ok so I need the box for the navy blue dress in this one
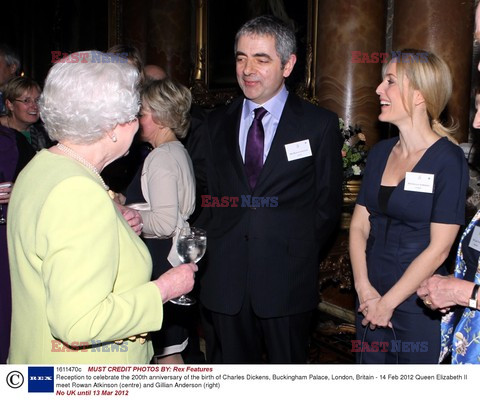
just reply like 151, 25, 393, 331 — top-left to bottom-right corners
355, 136, 468, 364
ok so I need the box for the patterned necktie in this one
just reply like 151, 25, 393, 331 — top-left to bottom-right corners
245, 107, 267, 190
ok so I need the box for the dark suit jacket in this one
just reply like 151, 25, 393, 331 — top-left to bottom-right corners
188, 93, 343, 318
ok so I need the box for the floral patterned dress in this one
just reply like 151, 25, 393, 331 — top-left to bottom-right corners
441, 209, 480, 364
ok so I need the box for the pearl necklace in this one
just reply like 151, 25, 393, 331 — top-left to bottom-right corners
56, 143, 109, 191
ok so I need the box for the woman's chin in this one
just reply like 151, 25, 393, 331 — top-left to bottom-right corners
378, 114, 390, 123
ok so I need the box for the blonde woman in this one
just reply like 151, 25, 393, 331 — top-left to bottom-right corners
125, 79, 195, 364
350, 50, 468, 363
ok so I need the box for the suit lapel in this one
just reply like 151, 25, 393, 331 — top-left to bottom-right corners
220, 95, 303, 194
254, 95, 302, 193
222, 100, 250, 189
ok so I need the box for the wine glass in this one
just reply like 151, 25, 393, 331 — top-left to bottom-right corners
170, 227, 207, 306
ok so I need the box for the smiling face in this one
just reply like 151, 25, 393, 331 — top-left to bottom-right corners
375, 62, 412, 125
6, 87, 41, 130
235, 34, 296, 105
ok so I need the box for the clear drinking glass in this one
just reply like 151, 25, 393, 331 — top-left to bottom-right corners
0, 172, 10, 225
170, 227, 207, 306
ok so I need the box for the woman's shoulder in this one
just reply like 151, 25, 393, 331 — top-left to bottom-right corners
147, 142, 188, 163
431, 137, 467, 164
373, 137, 398, 149
13, 151, 112, 217
367, 137, 398, 160
21, 150, 108, 190
144, 145, 171, 164
437, 136, 464, 152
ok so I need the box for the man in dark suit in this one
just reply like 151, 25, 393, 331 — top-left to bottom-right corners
188, 15, 343, 363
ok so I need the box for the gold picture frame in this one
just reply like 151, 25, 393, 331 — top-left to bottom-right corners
191, 0, 319, 108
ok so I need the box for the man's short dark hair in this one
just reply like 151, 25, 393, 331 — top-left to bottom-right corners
234, 15, 296, 68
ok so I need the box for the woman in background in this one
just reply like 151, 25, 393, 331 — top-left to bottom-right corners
0, 76, 39, 363
350, 50, 468, 363
0, 76, 53, 151
7, 51, 196, 364
125, 79, 195, 364
416, 7, 480, 363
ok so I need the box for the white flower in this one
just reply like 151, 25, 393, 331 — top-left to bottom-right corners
352, 164, 362, 176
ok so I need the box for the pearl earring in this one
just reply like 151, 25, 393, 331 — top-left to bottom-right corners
112, 134, 117, 142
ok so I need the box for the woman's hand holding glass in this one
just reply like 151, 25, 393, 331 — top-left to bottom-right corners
0, 173, 13, 224
170, 227, 206, 305
0, 183, 12, 204
153, 263, 198, 303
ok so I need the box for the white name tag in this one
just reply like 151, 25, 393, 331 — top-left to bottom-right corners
469, 226, 480, 252
404, 172, 434, 193
285, 140, 312, 161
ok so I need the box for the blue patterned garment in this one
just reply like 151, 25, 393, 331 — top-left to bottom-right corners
440, 209, 480, 364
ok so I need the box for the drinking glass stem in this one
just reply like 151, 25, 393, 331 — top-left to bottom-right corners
0, 205, 5, 224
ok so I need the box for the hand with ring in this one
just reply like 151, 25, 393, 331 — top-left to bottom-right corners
423, 298, 432, 307
417, 275, 466, 312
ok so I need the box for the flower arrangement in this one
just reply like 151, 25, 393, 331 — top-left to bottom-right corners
340, 118, 368, 181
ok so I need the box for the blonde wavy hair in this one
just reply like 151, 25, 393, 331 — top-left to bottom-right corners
141, 78, 192, 139
383, 49, 457, 143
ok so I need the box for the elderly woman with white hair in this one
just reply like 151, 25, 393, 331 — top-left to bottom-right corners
7, 50, 197, 364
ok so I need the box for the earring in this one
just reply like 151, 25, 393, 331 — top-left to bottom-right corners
112, 134, 117, 143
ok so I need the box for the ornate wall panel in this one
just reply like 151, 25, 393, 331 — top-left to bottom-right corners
314, 0, 387, 146
393, 0, 474, 144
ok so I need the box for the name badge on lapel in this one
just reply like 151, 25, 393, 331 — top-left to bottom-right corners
285, 140, 312, 161
404, 172, 434, 193
469, 226, 480, 252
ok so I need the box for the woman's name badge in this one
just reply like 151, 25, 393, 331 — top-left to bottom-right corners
468, 226, 480, 252
404, 172, 434, 193
285, 140, 312, 161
